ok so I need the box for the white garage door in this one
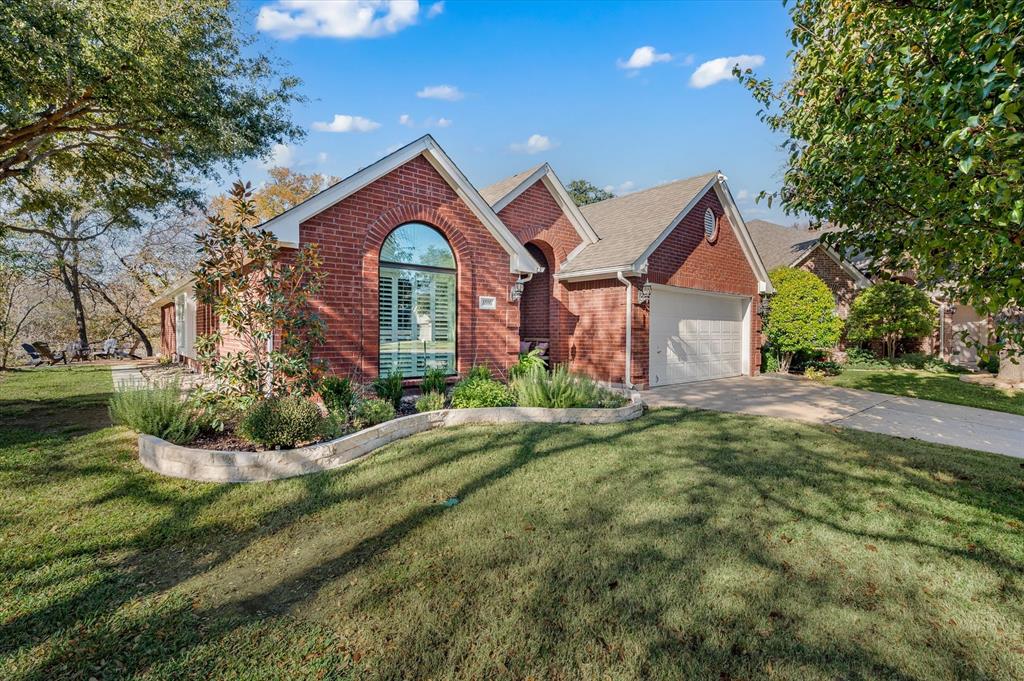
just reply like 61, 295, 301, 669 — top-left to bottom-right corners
649, 288, 747, 387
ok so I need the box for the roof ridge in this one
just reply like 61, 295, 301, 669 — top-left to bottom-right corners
581, 170, 719, 210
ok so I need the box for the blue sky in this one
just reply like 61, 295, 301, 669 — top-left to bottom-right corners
235, 0, 795, 223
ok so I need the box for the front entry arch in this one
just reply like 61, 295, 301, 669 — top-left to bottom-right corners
519, 242, 551, 348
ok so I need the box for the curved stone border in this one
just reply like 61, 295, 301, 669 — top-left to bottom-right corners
138, 395, 645, 483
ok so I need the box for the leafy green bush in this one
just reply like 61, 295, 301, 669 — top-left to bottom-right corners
320, 376, 356, 414
761, 349, 782, 373
238, 396, 324, 449
846, 281, 936, 359
372, 371, 404, 409
805, 359, 843, 376
512, 365, 627, 409
980, 353, 1000, 374
351, 398, 395, 429
421, 367, 448, 396
844, 346, 889, 369
415, 392, 446, 412
508, 348, 547, 381
764, 267, 844, 372
109, 379, 206, 445
450, 377, 515, 408
466, 365, 493, 381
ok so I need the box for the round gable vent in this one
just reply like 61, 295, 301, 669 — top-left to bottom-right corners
704, 208, 718, 242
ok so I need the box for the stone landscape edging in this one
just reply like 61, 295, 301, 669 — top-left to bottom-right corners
138, 395, 645, 483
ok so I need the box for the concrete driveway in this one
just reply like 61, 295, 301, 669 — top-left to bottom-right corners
642, 374, 1024, 459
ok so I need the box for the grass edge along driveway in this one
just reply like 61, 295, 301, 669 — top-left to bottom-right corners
2, 365, 1023, 680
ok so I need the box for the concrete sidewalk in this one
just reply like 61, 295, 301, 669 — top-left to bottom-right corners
642, 375, 1024, 459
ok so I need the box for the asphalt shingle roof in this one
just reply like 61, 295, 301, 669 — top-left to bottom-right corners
560, 172, 719, 273
478, 164, 544, 206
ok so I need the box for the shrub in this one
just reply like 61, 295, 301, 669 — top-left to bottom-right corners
450, 377, 515, 408
764, 267, 844, 372
466, 365, 492, 381
761, 349, 781, 373
844, 346, 889, 369
421, 367, 448, 396
805, 359, 842, 376
372, 371, 404, 410
512, 365, 627, 409
320, 376, 356, 414
804, 366, 827, 381
508, 348, 547, 381
415, 392, 446, 412
109, 379, 205, 445
846, 281, 936, 359
980, 353, 1000, 374
351, 398, 395, 429
238, 396, 323, 449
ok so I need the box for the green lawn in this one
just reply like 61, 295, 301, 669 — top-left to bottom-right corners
826, 368, 1024, 416
2, 366, 1023, 680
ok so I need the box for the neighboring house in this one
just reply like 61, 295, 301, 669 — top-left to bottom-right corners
155, 135, 772, 389
747, 219, 990, 368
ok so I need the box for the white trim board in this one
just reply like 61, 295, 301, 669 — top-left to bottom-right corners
259, 135, 543, 274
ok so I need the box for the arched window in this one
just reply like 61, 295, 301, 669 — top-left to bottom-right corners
379, 223, 456, 378
703, 208, 718, 242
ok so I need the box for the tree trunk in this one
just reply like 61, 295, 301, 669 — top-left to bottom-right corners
998, 345, 1024, 384
56, 247, 89, 349
884, 337, 898, 360
779, 352, 793, 373
89, 283, 153, 356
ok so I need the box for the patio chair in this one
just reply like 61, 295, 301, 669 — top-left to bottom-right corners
32, 341, 67, 365
21, 343, 44, 367
95, 338, 118, 359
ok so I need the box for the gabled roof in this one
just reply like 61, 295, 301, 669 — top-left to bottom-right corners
260, 135, 543, 274
747, 219, 871, 288
480, 163, 600, 247
556, 172, 772, 292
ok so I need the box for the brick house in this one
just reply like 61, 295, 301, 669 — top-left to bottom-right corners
747, 219, 991, 368
155, 136, 772, 389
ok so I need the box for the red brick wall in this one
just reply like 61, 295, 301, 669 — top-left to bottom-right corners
799, 247, 858, 318
563, 278, 629, 384
637, 189, 763, 385
160, 303, 176, 357
519, 243, 551, 341
301, 154, 520, 382
496, 180, 583, 366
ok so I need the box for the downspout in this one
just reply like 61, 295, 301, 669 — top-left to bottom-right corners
616, 271, 634, 389
938, 302, 945, 361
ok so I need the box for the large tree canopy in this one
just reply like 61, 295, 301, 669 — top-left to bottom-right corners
209, 166, 338, 223
565, 179, 614, 206
739, 0, 1023, 353
0, 0, 303, 222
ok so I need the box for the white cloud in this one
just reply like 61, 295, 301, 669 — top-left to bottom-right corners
617, 45, 672, 70
416, 84, 464, 101
689, 54, 765, 88
603, 180, 636, 195
427, 1, 444, 18
399, 113, 413, 127
317, 151, 329, 163
257, 0, 420, 40
510, 134, 556, 155
430, 117, 452, 128
311, 114, 381, 133
261, 143, 295, 168
735, 188, 750, 201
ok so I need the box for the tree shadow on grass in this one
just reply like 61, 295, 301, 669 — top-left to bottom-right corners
4, 409, 1024, 679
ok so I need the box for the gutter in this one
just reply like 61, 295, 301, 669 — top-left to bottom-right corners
616, 270, 634, 389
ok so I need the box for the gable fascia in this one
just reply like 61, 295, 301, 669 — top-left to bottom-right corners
628, 174, 773, 294
490, 163, 601, 248
791, 243, 872, 289
259, 135, 542, 274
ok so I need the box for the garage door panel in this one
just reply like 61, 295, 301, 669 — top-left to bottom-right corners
650, 288, 746, 387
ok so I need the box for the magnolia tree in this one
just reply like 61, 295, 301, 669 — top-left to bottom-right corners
764, 267, 843, 372
846, 282, 936, 360
737, 0, 1024, 358
193, 182, 325, 406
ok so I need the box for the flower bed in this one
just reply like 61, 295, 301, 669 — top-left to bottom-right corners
138, 395, 644, 483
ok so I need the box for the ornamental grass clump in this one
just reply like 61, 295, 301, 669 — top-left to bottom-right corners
372, 372, 404, 410
415, 391, 446, 413
512, 365, 627, 409
421, 367, 448, 396
238, 396, 324, 449
109, 378, 206, 445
